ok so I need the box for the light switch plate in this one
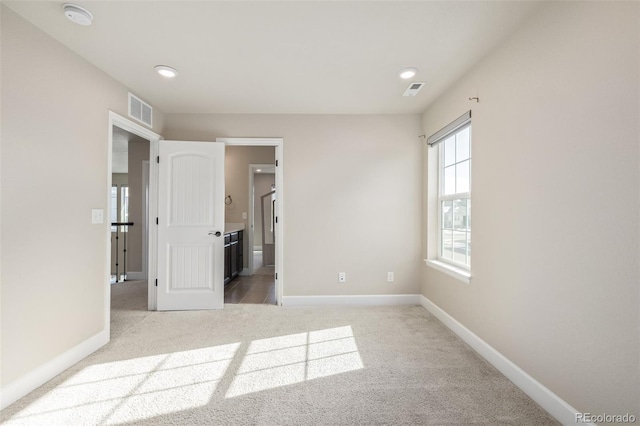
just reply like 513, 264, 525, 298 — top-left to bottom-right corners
91, 209, 104, 224
242, 212, 247, 220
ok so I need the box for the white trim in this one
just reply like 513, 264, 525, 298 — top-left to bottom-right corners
425, 259, 471, 284
217, 137, 282, 146
149, 138, 159, 310
217, 138, 284, 306
107, 117, 114, 335
0, 330, 108, 410
109, 110, 161, 141
282, 294, 421, 307
142, 160, 150, 280
108, 111, 161, 313
238, 267, 250, 276
419, 295, 589, 426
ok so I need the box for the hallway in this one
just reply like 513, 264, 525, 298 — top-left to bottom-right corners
224, 265, 276, 305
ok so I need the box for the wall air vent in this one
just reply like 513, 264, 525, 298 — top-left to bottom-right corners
128, 92, 153, 127
402, 82, 425, 97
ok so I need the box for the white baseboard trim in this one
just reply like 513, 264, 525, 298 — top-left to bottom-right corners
282, 294, 420, 307
0, 329, 109, 410
419, 295, 589, 426
238, 268, 250, 276
125, 271, 145, 280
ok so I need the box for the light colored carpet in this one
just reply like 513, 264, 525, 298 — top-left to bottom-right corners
1, 281, 559, 425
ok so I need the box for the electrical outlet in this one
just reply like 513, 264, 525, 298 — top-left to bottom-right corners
339, 272, 346, 283
242, 212, 247, 220
387, 272, 394, 283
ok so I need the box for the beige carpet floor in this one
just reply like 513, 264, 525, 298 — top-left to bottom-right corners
1, 281, 559, 425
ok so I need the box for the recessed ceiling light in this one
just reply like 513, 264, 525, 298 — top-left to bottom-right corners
399, 67, 419, 79
63, 4, 93, 26
256, 169, 262, 172
154, 65, 179, 78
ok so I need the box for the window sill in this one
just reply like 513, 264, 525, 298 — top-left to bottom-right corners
424, 259, 471, 284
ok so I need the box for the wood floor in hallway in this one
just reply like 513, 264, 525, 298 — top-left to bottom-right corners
224, 264, 276, 305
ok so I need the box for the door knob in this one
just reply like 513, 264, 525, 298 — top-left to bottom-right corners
208, 231, 222, 237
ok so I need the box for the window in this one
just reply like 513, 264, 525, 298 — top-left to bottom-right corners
425, 110, 472, 282
438, 124, 471, 268
110, 186, 118, 232
110, 184, 129, 232
120, 185, 129, 232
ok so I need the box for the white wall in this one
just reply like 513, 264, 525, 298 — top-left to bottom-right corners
1, 6, 164, 390
421, 1, 639, 417
164, 114, 423, 297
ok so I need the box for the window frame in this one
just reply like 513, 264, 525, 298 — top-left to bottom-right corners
424, 111, 472, 284
437, 122, 471, 271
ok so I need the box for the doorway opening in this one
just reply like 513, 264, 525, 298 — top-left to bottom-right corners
110, 126, 150, 284
106, 112, 161, 336
115, 133, 284, 310
218, 138, 284, 306
223, 155, 277, 305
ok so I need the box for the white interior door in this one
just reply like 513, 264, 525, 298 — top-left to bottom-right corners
157, 140, 225, 310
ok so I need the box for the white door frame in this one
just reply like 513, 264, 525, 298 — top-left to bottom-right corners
217, 138, 284, 306
142, 160, 150, 280
248, 163, 276, 276
107, 112, 162, 327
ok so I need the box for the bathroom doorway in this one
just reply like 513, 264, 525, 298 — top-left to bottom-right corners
217, 138, 284, 305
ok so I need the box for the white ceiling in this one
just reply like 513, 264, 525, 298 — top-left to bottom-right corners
5, 1, 541, 115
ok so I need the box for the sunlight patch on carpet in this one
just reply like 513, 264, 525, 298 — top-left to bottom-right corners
225, 326, 363, 398
4, 343, 240, 425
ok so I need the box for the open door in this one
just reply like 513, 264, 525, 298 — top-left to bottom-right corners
156, 140, 225, 310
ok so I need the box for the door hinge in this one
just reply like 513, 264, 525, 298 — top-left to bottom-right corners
156, 217, 159, 225
275, 273, 278, 280
275, 160, 278, 167
155, 279, 158, 287
156, 156, 160, 163
275, 216, 278, 223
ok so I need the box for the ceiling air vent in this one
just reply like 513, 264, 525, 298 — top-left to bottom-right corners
128, 92, 153, 127
403, 82, 425, 97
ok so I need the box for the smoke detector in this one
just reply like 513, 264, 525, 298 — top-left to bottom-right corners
63, 4, 93, 26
